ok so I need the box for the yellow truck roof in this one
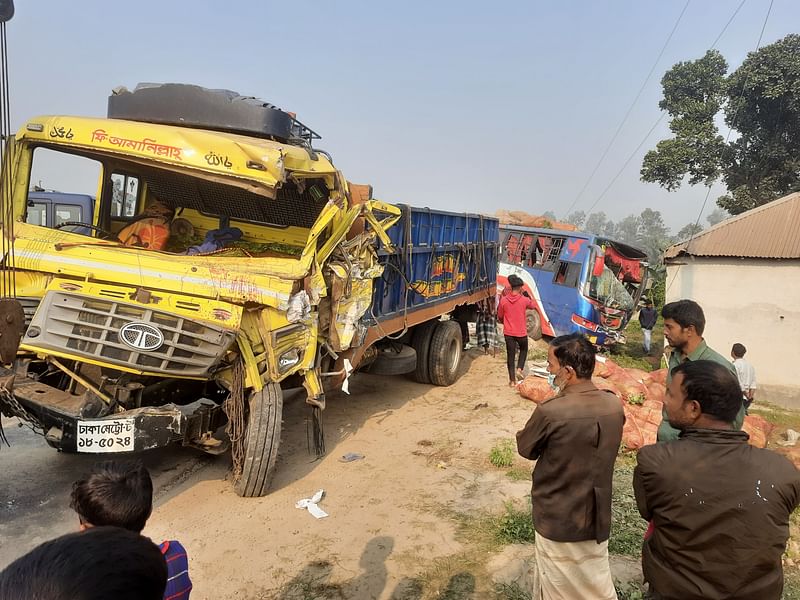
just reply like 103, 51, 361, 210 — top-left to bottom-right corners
18, 115, 338, 189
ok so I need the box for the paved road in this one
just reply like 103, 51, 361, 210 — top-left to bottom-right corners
0, 416, 215, 568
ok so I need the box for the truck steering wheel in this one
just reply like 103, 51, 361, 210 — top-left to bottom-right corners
54, 221, 120, 241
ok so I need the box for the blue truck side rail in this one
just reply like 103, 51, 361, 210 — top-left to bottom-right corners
369, 204, 499, 325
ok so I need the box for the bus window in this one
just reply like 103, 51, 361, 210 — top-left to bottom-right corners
520, 234, 535, 264
504, 232, 520, 262
532, 236, 564, 271
554, 260, 581, 287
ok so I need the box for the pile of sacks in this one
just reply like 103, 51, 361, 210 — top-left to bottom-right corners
517, 356, 773, 451
495, 209, 577, 231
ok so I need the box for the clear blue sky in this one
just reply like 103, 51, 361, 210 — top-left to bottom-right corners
7, 0, 798, 231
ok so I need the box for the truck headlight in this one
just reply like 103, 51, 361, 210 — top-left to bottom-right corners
278, 349, 301, 372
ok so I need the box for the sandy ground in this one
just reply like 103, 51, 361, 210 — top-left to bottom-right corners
141, 349, 539, 599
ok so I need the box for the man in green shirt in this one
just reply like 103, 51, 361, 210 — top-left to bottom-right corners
657, 299, 744, 442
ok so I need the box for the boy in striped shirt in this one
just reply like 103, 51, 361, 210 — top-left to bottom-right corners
70, 461, 192, 600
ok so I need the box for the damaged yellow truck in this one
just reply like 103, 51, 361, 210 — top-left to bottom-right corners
0, 84, 498, 496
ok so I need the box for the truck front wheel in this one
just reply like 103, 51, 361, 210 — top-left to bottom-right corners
233, 382, 283, 498
428, 321, 462, 386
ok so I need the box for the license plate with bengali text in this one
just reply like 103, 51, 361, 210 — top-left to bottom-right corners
76, 418, 135, 453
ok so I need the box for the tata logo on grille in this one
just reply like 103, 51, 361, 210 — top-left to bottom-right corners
119, 322, 165, 351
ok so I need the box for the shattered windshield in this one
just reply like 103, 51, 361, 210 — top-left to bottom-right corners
589, 266, 635, 310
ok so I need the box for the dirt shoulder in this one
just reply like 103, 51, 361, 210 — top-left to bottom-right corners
142, 351, 534, 598
142, 348, 644, 599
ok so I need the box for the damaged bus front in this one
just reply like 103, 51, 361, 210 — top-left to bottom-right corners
0, 84, 403, 496
499, 226, 648, 346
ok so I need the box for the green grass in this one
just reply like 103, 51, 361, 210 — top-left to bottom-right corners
627, 393, 645, 406
610, 317, 665, 372
494, 582, 532, 600
489, 440, 516, 468
527, 343, 549, 363
495, 501, 536, 544
609, 456, 648, 557
615, 581, 646, 600
451, 500, 535, 550
750, 402, 800, 430
784, 571, 800, 599
506, 466, 530, 482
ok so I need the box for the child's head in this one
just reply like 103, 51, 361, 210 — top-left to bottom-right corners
731, 343, 747, 359
70, 461, 153, 533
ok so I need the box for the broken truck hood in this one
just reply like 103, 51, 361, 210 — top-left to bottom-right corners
11, 223, 305, 309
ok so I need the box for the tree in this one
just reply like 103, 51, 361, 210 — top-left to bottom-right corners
542, 210, 557, 221
706, 207, 729, 227
675, 222, 704, 241
635, 208, 670, 265
641, 34, 800, 215
564, 210, 586, 229
614, 215, 640, 245
584, 212, 612, 237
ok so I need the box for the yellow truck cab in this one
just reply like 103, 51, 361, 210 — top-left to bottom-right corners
0, 84, 498, 496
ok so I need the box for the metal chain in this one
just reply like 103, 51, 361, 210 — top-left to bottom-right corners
0, 382, 44, 432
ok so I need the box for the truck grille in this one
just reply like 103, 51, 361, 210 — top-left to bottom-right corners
23, 292, 235, 377
17, 297, 41, 327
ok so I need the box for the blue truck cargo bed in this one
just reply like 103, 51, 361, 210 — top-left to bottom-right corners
369, 204, 499, 324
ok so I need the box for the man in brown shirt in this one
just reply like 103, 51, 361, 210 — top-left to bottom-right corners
517, 333, 624, 600
634, 360, 800, 600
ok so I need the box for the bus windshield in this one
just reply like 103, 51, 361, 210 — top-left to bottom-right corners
589, 266, 635, 310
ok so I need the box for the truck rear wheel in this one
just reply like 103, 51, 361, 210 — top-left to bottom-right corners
410, 319, 439, 384
428, 321, 462, 386
233, 382, 283, 498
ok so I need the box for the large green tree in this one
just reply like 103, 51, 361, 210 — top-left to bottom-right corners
641, 34, 800, 214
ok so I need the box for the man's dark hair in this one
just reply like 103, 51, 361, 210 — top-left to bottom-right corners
70, 461, 153, 532
508, 274, 524, 289
671, 361, 742, 423
732, 343, 747, 358
0, 527, 166, 600
661, 299, 705, 335
550, 333, 596, 379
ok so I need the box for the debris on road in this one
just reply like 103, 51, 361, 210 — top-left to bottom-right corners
295, 489, 328, 519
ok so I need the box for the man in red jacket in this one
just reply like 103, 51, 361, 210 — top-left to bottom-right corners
497, 274, 535, 386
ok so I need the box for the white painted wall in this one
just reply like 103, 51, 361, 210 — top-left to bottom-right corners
665, 257, 800, 392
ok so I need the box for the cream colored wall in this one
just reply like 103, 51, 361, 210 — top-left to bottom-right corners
665, 257, 800, 392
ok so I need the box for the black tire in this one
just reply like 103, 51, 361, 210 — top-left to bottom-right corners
410, 320, 439, 383
369, 345, 417, 375
526, 309, 543, 341
233, 383, 283, 498
428, 320, 463, 386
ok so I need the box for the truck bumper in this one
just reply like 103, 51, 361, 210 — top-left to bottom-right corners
0, 367, 217, 454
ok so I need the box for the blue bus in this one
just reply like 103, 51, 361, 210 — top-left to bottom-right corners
498, 225, 649, 346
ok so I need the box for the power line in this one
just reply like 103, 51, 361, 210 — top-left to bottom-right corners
583, 113, 667, 217
667, 0, 774, 295
581, 0, 752, 228
710, 0, 747, 50
562, 0, 691, 218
